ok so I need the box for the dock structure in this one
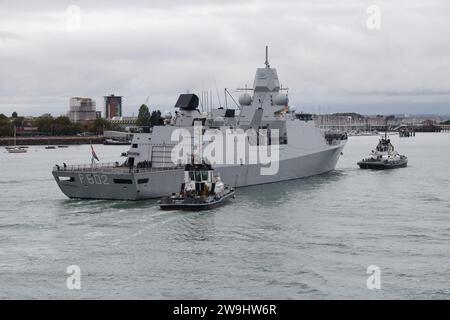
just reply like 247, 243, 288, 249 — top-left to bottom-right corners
0, 135, 105, 146
314, 114, 385, 132
314, 114, 446, 133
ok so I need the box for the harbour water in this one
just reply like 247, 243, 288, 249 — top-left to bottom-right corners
0, 133, 449, 299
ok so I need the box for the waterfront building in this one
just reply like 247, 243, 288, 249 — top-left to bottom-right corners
104, 94, 123, 119
68, 97, 98, 124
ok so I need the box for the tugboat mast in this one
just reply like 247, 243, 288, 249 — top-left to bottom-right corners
385, 117, 388, 140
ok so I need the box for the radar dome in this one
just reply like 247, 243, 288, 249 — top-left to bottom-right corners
274, 93, 289, 106
289, 105, 296, 113
238, 93, 252, 106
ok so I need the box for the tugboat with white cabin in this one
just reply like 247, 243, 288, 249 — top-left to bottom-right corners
357, 118, 408, 170
159, 159, 235, 210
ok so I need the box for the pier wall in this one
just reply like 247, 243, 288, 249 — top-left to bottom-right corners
0, 135, 105, 146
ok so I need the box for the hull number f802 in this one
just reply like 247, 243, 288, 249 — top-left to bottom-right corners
78, 173, 109, 185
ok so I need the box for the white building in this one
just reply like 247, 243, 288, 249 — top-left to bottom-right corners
68, 97, 98, 123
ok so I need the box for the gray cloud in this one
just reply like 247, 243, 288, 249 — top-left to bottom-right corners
0, 0, 449, 116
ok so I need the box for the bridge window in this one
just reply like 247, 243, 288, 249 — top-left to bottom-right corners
132, 144, 138, 148
137, 178, 148, 184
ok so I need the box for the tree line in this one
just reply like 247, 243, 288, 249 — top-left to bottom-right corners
0, 112, 116, 137
0, 105, 165, 137
136, 104, 164, 131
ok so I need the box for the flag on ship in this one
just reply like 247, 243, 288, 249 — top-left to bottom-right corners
91, 144, 99, 161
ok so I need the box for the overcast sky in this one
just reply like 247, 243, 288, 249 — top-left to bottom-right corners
1, 0, 449, 116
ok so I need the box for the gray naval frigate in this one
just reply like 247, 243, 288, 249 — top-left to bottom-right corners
53, 49, 347, 200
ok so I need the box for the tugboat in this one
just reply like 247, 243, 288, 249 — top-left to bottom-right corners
357, 138, 407, 169
357, 119, 408, 169
159, 161, 235, 210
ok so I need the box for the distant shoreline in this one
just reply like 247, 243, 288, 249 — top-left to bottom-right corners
0, 135, 105, 146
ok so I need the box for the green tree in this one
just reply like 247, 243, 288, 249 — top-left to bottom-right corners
33, 115, 54, 134
13, 116, 24, 128
0, 117, 12, 136
0, 113, 7, 121
150, 110, 163, 126
52, 116, 73, 135
90, 118, 111, 134
11, 111, 18, 118
137, 104, 151, 127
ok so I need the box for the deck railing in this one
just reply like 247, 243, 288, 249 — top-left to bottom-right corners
53, 162, 182, 174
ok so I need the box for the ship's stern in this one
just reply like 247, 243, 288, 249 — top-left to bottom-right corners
52, 167, 140, 200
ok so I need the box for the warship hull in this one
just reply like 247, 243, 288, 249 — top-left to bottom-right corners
52, 144, 345, 200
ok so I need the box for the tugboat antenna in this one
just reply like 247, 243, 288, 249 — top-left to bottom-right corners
385, 117, 388, 140
265, 45, 270, 68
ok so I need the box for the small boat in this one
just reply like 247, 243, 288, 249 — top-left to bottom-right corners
159, 162, 235, 210
45, 138, 56, 149
357, 137, 407, 169
7, 147, 27, 153
6, 127, 28, 153
104, 138, 131, 145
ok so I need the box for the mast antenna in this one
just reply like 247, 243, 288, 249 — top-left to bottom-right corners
385, 117, 388, 140
265, 45, 270, 68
